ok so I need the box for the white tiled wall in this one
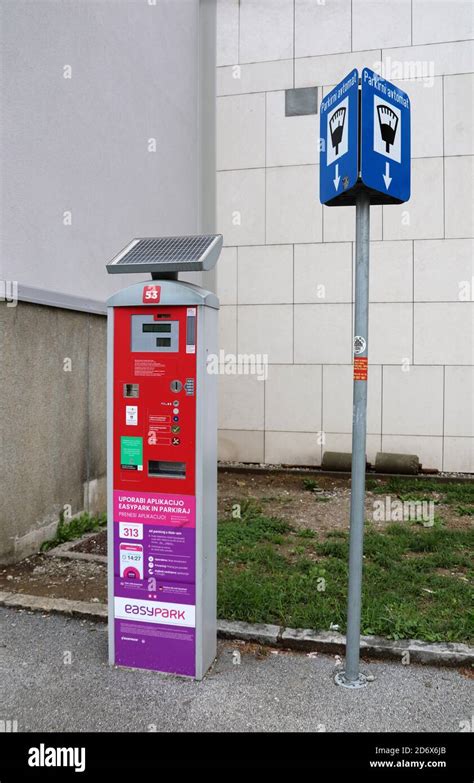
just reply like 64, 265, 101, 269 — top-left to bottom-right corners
217, 168, 265, 245
382, 158, 444, 241
217, 59, 293, 95
414, 239, 474, 301
265, 364, 322, 431
445, 156, 474, 238
352, 0, 412, 51
238, 303, 293, 362
443, 74, 474, 157
238, 245, 293, 303
239, 0, 294, 63
216, 93, 266, 170
266, 91, 319, 166
382, 366, 444, 436
294, 243, 352, 303
216, 0, 474, 472
266, 165, 322, 243
411, 0, 474, 46
444, 366, 474, 438
323, 364, 382, 434
219, 304, 237, 355
295, 0, 352, 58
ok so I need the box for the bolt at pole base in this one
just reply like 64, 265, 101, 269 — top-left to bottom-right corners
334, 671, 369, 689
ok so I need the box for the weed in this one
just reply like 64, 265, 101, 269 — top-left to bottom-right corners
41, 511, 107, 552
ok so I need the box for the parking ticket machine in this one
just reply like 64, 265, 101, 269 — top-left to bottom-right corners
106, 235, 222, 679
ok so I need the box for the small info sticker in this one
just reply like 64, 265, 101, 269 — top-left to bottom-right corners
126, 405, 138, 426
353, 356, 368, 381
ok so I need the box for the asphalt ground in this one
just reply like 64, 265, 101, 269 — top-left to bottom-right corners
1, 607, 472, 733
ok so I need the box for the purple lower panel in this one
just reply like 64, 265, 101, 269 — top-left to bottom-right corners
114, 577, 195, 604
114, 619, 195, 677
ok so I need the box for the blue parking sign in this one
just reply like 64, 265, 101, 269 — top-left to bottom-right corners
319, 69, 359, 206
360, 67, 410, 203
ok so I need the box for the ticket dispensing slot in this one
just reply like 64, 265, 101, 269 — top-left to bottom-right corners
148, 460, 186, 479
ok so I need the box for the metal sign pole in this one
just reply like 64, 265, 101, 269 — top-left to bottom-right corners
321, 68, 409, 689
335, 189, 370, 689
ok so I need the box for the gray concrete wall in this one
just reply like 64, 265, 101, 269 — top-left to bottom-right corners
0, 302, 107, 563
0, 0, 202, 304
0, 0, 217, 562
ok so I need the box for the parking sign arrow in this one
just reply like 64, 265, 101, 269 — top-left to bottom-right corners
382, 161, 392, 190
333, 163, 341, 190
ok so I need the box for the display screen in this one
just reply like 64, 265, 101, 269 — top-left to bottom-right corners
156, 337, 171, 347
142, 323, 172, 333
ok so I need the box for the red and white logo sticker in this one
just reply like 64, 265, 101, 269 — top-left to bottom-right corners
142, 285, 161, 303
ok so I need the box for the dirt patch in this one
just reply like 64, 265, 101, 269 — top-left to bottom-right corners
218, 470, 472, 534
434, 567, 470, 582
0, 555, 107, 603
219, 471, 353, 533
222, 639, 272, 660
72, 532, 107, 557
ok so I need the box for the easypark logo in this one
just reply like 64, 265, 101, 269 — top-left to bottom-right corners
142, 285, 161, 303
114, 597, 195, 628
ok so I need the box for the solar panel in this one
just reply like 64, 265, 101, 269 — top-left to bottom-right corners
106, 234, 223, 275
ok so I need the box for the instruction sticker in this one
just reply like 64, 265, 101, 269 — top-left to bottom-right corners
120, 436, 143, 471
126, 405, 138, 426
353, 356, 368, 381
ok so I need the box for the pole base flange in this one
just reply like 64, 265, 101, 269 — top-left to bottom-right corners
334, 671, 369, 689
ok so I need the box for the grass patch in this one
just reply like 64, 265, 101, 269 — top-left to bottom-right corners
40, 511, 107, 552
218, 502, 474, 643
295, 528, 317, 539
367, 477, 474, 506
302, 478, 319, 492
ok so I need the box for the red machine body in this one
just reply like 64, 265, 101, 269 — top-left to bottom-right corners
113, 305, 197, 496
